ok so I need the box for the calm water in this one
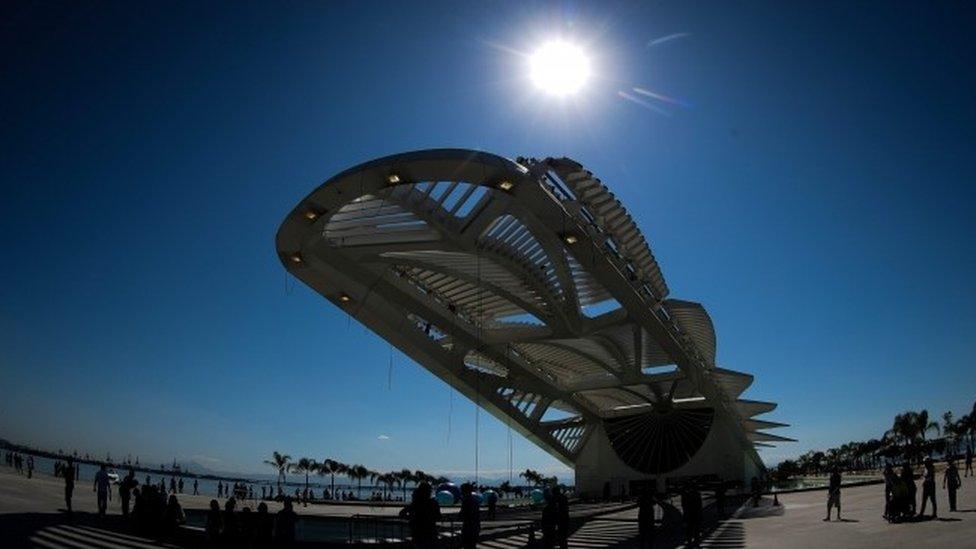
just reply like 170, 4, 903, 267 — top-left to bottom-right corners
8, 455, 385, 501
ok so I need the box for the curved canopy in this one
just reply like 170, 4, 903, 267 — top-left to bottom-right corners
276, 149, 789, 467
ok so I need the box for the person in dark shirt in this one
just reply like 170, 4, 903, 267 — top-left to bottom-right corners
275, 497, 298, 546
541, 491, 557, 549
900, 463, 917, 515
222, 497, 240, 545
161, 495, 185, 537
824, 468, 842, 521
637, 488, 658, 549
943, 458, 961, 512
254, 502, 274, 548
553, 486, 570, 549
919, 457, 937, 518
681, 485, 703, 546
119, 469, 138, 517
399, 481, 441, 548
205, 499, 222, 543
63, 458, 76, 512
459, 483, 481, 549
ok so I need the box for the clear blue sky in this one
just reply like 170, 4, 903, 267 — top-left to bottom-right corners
1, 1, 974, 480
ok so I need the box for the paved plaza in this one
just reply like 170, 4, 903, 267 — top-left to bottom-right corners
3, 467, 976, 547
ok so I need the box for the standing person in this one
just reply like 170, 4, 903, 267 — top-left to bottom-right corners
275, 497, 298, 547
26, 455, 34, 479
540, 491, 557, 549
63, 458, 76, 513
824, 468, 842, 521
715, 481, 727, 517
120, 469, 138, 517
178, 477, 184, 494
255, 502, 274, 548
553, 486, 570, 549
398, 481, 441, 549
943, 459, 961, 512
222, 497, 240, 545
681, 485, 703, 547
919, 457, 937, 518
966, 446, 973, 477
205, 499, 222, 543
218, 481, 223, 498
637, 488, 657, 549
486, 490, 497, 520
900, 463, 917, 515
169, 477, 176, 494
882, 464, 896, 520
193, 479, 199, 495
94, 464, 112, 515
459, 483, 481, 549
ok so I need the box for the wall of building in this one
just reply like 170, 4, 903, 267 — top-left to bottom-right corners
574, 412, 762, 497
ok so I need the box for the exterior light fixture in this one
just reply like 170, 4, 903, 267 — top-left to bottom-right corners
339, 294, 352, 303
563, 234, 579, 245
498, 180, 514, 191
387, 174, 401, 184
289, 253, 303, 264
303, 210, 319, 221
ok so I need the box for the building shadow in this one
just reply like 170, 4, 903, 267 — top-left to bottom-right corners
0, 512, 206, 549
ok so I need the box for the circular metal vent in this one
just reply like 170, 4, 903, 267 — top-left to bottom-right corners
604, 407, 714, 474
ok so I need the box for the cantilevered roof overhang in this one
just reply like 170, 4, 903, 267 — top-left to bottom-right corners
276, 149, 791, 471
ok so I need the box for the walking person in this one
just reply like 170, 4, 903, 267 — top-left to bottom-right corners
824, 468, 842, 521
966, 446, 973, 477
919, 457, 937, 518
943, 458, 961, 512
94, 464, 112, 515
63, 458, 76, 513
193, 479, 199, 495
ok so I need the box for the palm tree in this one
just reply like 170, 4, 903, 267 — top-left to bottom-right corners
264, 451, 292, 492
398, 469, 415, 501
293, 458, 318, 497
519, 469, 542, 486
347, 464, 371, 499
913, 409, 940, 458
319, 459, 346, 497
378, 472, 400, 500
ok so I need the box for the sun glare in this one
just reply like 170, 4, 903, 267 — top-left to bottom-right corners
529, 40, 591, 96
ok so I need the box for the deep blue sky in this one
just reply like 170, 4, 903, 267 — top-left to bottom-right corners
2, 1, 974, 480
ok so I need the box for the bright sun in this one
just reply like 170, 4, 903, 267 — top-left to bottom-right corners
529, 41, 591, 96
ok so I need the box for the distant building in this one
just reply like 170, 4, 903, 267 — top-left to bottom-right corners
277, 149, 791, 495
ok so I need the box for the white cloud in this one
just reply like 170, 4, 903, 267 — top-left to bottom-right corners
377, 434, 390, 440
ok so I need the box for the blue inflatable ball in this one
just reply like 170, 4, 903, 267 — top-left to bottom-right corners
436, 490, 455, 505
437, 482, 461, 501
530, 488, 545, 503
484, 489, 498, 503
